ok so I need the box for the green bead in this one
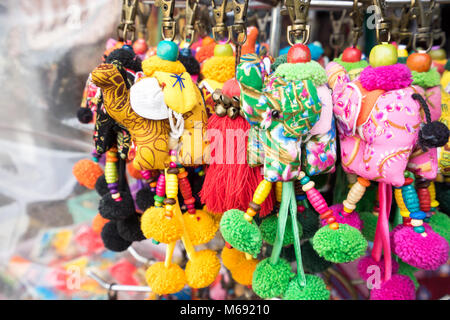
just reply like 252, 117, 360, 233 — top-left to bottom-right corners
156, 40, 179, 61
154, 195, 165, 203
300, 176, 310, 185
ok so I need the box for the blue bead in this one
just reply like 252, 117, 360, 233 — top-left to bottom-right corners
122, 44, 134, 52
194, 166, 203, 173
157, 40, 179, 61
300, 176, 310, 185
409, 211, 426, 220
152, 239, 160, 245
296, 195, 306, 201
413, 226, 425, 233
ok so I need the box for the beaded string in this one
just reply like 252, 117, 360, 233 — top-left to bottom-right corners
140, 169, 159, 192
428, 181, 439, 215
243, 179, 273, 223
154, 173, 166, 208
415, 177, 432, 222
105, 147, 122, 202
342, 177, 370, 216
177, 167, 196, 214
399, 177, 427, 237
298, 172, 338, 230
294, 180, 307, 214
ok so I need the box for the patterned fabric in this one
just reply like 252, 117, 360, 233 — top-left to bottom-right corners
328, 60, 442, 186
238, 58, 336, 182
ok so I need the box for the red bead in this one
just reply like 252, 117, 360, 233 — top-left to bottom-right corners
297, 205, 305, 213
327, 216, 336, 224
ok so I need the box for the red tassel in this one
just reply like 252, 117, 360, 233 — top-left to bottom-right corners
200, 114, 274, 217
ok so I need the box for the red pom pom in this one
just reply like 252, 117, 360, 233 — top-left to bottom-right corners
72, 159, 104, 189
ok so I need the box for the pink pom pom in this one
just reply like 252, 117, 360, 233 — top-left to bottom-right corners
357, 255, 399, 281
391, 224, 449, 270
222, 79, 241, 98
359, 63, 412, 91
320, 204, 362, 230
370, 274, 416, 300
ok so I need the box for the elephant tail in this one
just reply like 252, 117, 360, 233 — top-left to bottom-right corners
412, 93, 450, 151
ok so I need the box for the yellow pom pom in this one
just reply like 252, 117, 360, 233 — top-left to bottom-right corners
230, 258, 258, 286
145, 262, 186, 295
185, 249, 221, 289
141, 207, 183, 243
142, 55, 186, 77
183, 210, 219, 245
201, 56, 235, 83
221, 247, 245, 271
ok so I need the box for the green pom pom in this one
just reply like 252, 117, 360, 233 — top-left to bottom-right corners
271, 54, 287, 72
219, 209, 262, 257
283, 274, 330, 300
359, 211, 378, 242
301, 241, 332, 273
398, 259, 419, 290
333, 55, 369, 72
411, 68, 441, 88
298, 207, 320, 240
274, 61, 327, 86
429, 212, 450, 244
252, 258, 294, 299
260, 215, 303, 246
312, 224, 368, 263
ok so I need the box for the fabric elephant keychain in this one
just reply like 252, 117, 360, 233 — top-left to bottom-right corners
218, 38, 363, 300
326, 24, 449, 299
199, 0, 274, 220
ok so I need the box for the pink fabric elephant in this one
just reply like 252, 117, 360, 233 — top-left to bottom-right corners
326, 62, 441, 187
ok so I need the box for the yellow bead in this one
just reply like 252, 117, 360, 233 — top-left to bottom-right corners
244, 213, 253, 222
410, 219, 423, 227
275, 182, 283, 203
252, 180, 272, 205
400, 210, 410, 218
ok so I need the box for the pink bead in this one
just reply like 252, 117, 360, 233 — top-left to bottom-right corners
114, 197, 123, 202
140, 170, 151, 179
169, 162, 177, 168
169, 150, 177, 156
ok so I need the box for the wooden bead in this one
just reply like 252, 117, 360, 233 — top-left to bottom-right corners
248, 201, 261, 212
167, 167, 179, 174
164, 198, 176, 205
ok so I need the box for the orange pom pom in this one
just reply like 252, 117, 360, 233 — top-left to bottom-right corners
127, 161, 143, 179
221, 247, 245, 270
231, 258, 258, 286
72, 159, 104, 189
195, 42, 216, 64
92, 213, 109, 234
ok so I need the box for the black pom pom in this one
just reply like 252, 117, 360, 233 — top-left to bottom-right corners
178, 48, 200, 75
101, 221, 132, 252
298, 207, 320, 240
116, 214, 146, 242
301, 241, 333, 273
419, 121, 450, 151
99, 191, 135, 220
95, 174, 109, 196
105, 48, 142, 72
135, 187, 155, 212
77, 107, 93, 124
